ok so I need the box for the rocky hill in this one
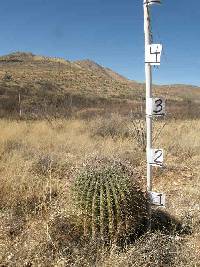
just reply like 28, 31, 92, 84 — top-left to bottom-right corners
0, 52, 199, 119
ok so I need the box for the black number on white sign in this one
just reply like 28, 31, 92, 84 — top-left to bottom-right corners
153, 98, 163, 114
157, 194, 163, 206
150, 46, 161, 63
154, 149, 163, 165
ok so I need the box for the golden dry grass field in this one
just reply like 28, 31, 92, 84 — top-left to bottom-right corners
0, 116, 199, 266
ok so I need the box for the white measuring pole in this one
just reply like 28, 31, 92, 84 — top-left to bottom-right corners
18, 91, 22, 119
144, 2, 153, 192
143, 0, 165, 228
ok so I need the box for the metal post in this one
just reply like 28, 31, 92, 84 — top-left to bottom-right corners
143, 1, 153, 231
18, 92, 22, 119
144, 2, 153, 193
143, 1, 165, 227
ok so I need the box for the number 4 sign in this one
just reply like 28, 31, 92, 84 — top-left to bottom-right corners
148, 149, 164, 167
145, 44, 162, 65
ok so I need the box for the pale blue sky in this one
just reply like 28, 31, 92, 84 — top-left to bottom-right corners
0, 0, 199, 85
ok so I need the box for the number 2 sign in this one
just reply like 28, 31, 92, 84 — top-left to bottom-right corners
148, 149, 164, 167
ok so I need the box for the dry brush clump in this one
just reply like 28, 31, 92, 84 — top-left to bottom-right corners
89, 114, 130, 139
89, 114, 166, 153
102, 231, 194, 267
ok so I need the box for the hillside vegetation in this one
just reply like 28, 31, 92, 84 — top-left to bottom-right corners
0, 52, 199, 119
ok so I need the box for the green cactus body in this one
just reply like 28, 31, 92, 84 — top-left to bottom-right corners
99, 173, 105, 240
91, 177, 99, 238
73, 160, 148, 243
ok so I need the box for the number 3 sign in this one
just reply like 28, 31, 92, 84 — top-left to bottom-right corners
146, 98, 165, 116
153, 98, 165, 116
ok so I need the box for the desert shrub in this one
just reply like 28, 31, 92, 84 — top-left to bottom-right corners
72, 157, 148, 245
0, 213, 104, 267
89, 114, 147, 152
103, 231, 187, 267
128, 117, 146, 151
48, 214, 83, 248
0, 157, 59, 218
47, 214, 107, 266
90, 114, 129, 138
31, 152, 75, 180
3, 139, 25, 154
2, 72, 13, 81
151, 209, 191, 235
31, 154, 59, 176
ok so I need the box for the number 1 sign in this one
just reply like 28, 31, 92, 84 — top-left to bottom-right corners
148, 191, 166, 206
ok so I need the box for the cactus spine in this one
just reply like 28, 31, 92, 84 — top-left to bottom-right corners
73, 160, 148, 243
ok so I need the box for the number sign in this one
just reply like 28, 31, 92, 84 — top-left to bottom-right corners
147, 98, 165, 116
153, 98, 165, 116
145, 44, 162, 65
144, 0, 161, 4
148, 149, 164, 167
148, 191, 166, 206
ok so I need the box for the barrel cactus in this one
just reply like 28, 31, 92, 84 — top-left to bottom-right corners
72, 158, 148, 243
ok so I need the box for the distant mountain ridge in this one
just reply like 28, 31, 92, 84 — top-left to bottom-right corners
0, 52, 199, 119
74, 59, 133, 83
0, 52, 199, 89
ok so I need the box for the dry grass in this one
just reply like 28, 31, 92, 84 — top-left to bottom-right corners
0, 117, 199, 266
